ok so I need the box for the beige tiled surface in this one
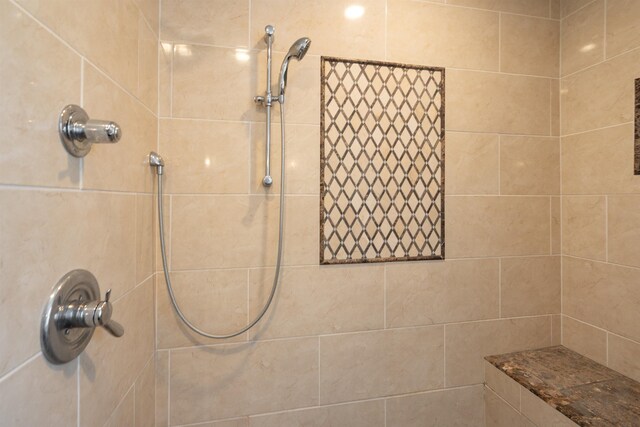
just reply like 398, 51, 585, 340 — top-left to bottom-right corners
105, 388, 135, 427
387, 1, 499, 71
484, 386, 534, 427
500, 256, 561, 317
319, 327, 444, 404
385, 385, 484, 427
605, 0, 640, 58
446, 196, 551, 258
501, 14, 559, 77
560, 0, 593, 18
607, 195, 640, 267
560, 0, 604, 76
500, 136, 560, 195
608, 333, 640, 383
445, 132, 499, 195
250, 400, 384, 427
561, 196, 606, 260
561, 315, 607, 365
485, 361, 521, 409
386, 259, 499, 327
447, 0, 551, 17
169, 338, 319, 424
521, 387, 579, 426
135, 357, 156, 427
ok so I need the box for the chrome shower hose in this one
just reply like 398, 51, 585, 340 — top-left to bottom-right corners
156, 105, 287, 339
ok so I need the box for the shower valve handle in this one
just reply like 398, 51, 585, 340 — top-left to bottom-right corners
56, 288, 125, 338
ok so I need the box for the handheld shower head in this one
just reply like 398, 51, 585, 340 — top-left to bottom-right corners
278, 37, 311, 102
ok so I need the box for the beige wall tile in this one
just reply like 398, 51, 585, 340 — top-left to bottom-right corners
500, 136, 560, 195
561, 0, 604, 76
448, 0, 551, 17
159, 42, 172, 117
319, 327, 444, 404
551, 79, 560, 136
137, 194, 155, 285
249, 265, 384, 340
172, 45, 256, 121
0, 355, 77, 426
105, 387, 135, 427
606, 0, 640, 58
550, 0, 561, 18
83, 64, 157, 193
161, 0, 249, 46
251, 0, 386, 60
386, 259, 499, 327
0, 0, 81, 188
283, 195, 319, 266
155, 350, 169, 427
156, 269, 248, 348
485, 361, 521, 409
561, 315, 607, 364
501, 15, 559, 77
250, 124, 320, 195
0, 190, 136, 377
562, 196, 606, 260
446, 196, 551, 258
448, 70, 551, 135
552, 314, 562, 345
134, 0, 159, 34
387, 1, 498, 71
135, 357, 156, 427
521, 387, 579, 426
171, 195, 278, 269
561, 124, 639, 194
386, 385, 484, 427
501, 256, 561, 317
80, 279, 154, 427
551, 196, 561, 255
560, 49, 640, 135
608, 334, 640, 382
249, 400, 384, 427
563, 256, 640, 342
16, 0, 141, 95
160, 119, 251, 194
445, 132, 499, 195
445, 316, 552, 386
195, 420, 249, 427
484, 386, 534, 427
608, 195, 640, 268
561, 0, 593, 18
169, 338, 319, 424
137, 15, 159, 112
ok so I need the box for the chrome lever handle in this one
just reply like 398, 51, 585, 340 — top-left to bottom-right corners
93, 289, 125, 337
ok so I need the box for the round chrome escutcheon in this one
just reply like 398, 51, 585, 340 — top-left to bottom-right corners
40, 269, 99, 364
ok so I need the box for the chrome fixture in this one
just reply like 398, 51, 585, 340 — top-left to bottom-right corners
149, 26, 310, 339
41, 269, 124, 364
58, 104, 122, 158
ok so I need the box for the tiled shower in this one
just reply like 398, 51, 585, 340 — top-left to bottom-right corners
1, 0, 639, 426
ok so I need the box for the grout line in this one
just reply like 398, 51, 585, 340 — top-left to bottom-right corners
383, 264, 387, 328
606, 332, 610, 365
498, 13, 502, 72
318, 336, 321, 406
498, 258, 502, 318
605, 195, 609, 262
549, 196, 553, 255
443, 325, 447, 387
561, 43, 640, 80
497, 135, 501, 194
384, 398, 387, 427
603, 0, 607, 60
559, 121, 633, 139
560, 0, 598, 21
168, 350, 171, 426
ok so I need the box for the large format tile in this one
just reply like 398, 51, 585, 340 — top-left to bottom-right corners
386, 385, 484, 427
0, 190, 136, 377
608, 334, 640, 383
445, 316, 552, 386
385, 259, 499, 327
249, 400, 385, 427
606, 0, 640, 58
446, 196, 551, 258
249, 265, 384, 340
161, 0, 249, 47
561, 315, 607, 365
608, 195, 640, 267
0, 355, 76, 427
500, 256, 561, 317
561, 49, 640, 135
447, 0, 551, 17
563, 256, 640, 343
135, 356, 156, 427
501, 14, 559, 77
445, 132, 499, 195
387, 1, 498, 70
105, 388, 135, 427
250, 0, 386, 60
0, 0, 81, 188
484, 386, 534, 427
169, 338, 319, 424
561, 0, 604, 76
448, 71, 551, 135
562, 196, 606, 261
500, 136, 560, 195
319, 327, 444, 404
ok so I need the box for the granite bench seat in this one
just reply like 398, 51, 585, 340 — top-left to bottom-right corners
484, 346, 640, 426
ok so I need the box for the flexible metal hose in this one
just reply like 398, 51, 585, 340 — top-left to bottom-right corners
156, 104, 287, 339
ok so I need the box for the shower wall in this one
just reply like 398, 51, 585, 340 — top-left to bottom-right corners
157, 1, 561, 425
559, 0, 640, 382
0, 0, 158, 425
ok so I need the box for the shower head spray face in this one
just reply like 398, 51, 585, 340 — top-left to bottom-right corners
278, 37, 312, 101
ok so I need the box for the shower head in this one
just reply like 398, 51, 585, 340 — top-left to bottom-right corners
278, 37, 311, 101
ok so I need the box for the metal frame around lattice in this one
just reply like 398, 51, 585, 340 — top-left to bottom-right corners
320, 56, 445, 265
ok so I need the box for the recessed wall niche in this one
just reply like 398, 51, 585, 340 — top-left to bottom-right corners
320, 57, 445, 264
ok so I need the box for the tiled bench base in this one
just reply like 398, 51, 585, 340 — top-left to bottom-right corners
484, 346, 640, 427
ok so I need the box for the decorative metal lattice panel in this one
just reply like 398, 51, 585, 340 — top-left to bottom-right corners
320, 57, 445, 264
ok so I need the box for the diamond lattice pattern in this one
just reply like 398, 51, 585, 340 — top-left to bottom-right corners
321, 58, 445, 264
